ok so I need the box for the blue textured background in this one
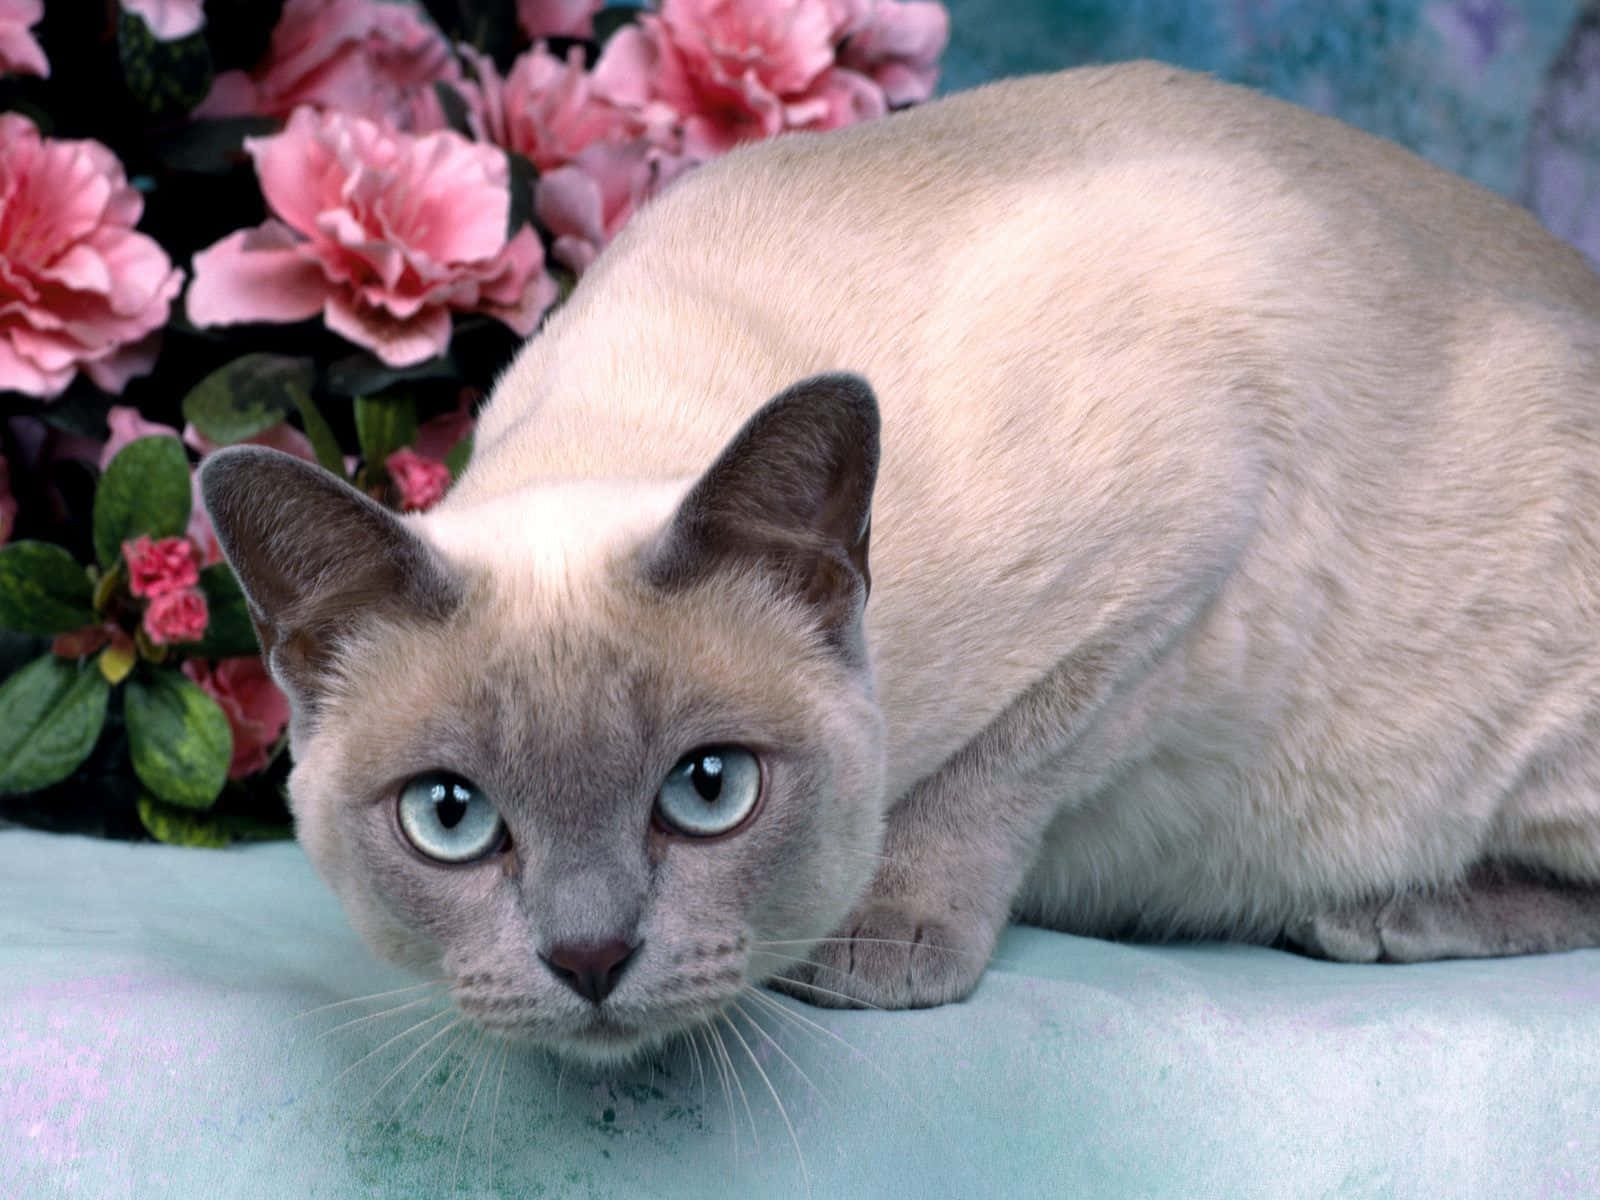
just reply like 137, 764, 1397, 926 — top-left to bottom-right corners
940, 0, 1600, 267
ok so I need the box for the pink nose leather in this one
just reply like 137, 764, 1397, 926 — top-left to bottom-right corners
542, 939, 638, 1003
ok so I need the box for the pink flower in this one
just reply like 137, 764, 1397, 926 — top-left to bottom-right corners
385, 447, 451, 511
0, 450, 15, 545
837, 0, 947, 106
537, 139, 691, 273
465, 44, 645, 172
0, 115, 183, 399
123, 535, 200, 598
187, 108, 558, 367
120, 0, 205, 41
143, 585, 208, 645
198, 0, 458, 131
183, 657, 290, 778
599, 0, 886, 159
517, 0, 603, 40
0, 0, 47, 78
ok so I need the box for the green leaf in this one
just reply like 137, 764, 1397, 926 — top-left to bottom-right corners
136, 792, 231, 848
182, 353, 315, 445
154, 116, 279, 174
124, 669, 232, 810
93, 437, 192, 568
506, 151, 538, 238
190, 563, 259, 658
0, 542, 96, 635
443, 435, 474, 480
354, 396, 418, 480
434, 81, 474, 138
291, 391, 348, 478
325, 351, 458, 398
0, 656, 111, 795
117, 8, 215, 118
593, 5, 641, 48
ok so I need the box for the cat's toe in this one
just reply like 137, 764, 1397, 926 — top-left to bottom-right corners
1282, 908, 1383, 963
772, 904, 992, 1009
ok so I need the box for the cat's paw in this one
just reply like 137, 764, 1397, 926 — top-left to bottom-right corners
770, 903, 995, 1009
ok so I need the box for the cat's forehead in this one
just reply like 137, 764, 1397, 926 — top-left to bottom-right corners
416, 478, 687, 589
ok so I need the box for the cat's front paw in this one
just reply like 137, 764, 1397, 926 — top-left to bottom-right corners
770, 902, 995, 1009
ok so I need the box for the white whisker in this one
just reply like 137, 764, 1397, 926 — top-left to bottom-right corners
723, 1011, 810, 1198
733, 994, 835, 1116
452, 1035, 497, 1195
313, 995, 441, 1044
386, 1024, 469, 1124
713, 1016, 759, 1157
486, 1041, 510, 1192
327, 1006, 454, 1094
286, 981, 443, 1026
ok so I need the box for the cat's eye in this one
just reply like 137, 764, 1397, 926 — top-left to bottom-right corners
654, 747, 762, 837
396, 773, 506, 864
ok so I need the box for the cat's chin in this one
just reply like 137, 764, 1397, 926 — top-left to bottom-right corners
541, 1016, 689, 1069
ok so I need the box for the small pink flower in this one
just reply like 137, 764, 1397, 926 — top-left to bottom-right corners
198, 0, 459, 131
123, 535, 201, 598
517, 0, 603, 40
0, 0, 46, 78
120, 0, 205, 41
143, 586, 209, 645
599, 0, 886, 159
0, 115, 184, 399
385, 447, 451, 511
837, 0, 947, 106
0, 450, 15, 545
183, 656, 290, 778
187, 108, 558, 367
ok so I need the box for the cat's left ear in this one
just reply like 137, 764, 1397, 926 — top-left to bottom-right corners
199, 446, 462, 712
645, 372, 879, 657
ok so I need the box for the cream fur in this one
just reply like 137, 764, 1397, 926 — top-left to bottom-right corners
435, 62, 1600, 948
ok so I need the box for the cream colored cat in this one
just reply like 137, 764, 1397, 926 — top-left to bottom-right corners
203, 61, 1600, 1064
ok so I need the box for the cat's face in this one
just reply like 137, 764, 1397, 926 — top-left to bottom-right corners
202, 375, 885, 1064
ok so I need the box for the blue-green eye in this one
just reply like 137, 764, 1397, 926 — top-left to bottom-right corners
397, 773, 505, 863
655, 747, 761, 837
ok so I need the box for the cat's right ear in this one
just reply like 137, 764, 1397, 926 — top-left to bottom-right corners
644, 372, 880, 659
199, 447, 462, 712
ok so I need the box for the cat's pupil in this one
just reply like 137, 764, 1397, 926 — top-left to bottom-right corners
692, 754, 723, 802
434, 782, 468, 829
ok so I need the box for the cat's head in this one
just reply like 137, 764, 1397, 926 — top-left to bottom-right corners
200, 374, 885, 1064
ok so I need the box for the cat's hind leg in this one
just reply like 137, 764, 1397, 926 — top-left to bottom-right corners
1284, 863, 1600, 963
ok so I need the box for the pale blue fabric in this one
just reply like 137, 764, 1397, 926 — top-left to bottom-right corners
4, 828, 1598, 1198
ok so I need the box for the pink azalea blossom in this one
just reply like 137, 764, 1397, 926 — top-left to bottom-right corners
123, 535, 200, 598
0, 450, 15, 544
517, 0, 603, 40
197, 0, 458, 131
464, 44, 645, 172
183, 656, 290, 778
537, 139, 691, 273
598, 0, 886, 159
837, 0, 947, 106
385, 447, 450, 511
0, 115, 183, 398
143, 585, 208, 645
120, 0, 205, 41
187, 107, 558, 367
0, 0, 47, 78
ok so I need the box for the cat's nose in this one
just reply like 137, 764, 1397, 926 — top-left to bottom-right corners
541, 938, 639, 1004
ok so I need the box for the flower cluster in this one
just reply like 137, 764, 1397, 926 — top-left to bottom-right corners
0, 0, 946, 846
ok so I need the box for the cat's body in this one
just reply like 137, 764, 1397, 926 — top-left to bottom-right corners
205, 62, 1600, 1063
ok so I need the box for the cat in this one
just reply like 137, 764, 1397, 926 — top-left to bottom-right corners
202, 61, 1600, 1064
